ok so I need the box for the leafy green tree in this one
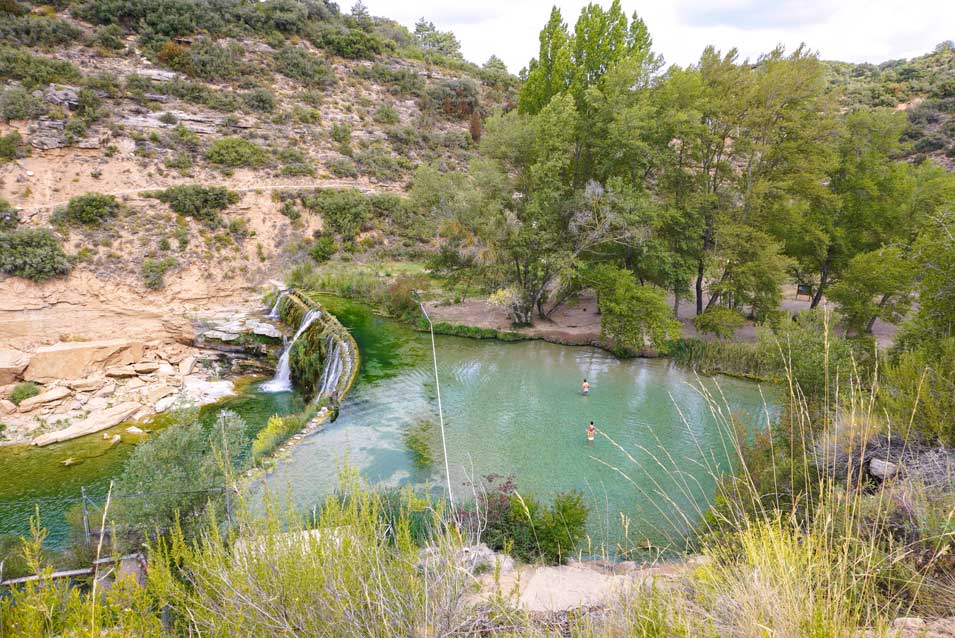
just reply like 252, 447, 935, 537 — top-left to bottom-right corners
590, 264, 680, 351
64, 192, 119, 225
518, 7, 573, 114
413, 18, 461, 59
828, 247, 915, 334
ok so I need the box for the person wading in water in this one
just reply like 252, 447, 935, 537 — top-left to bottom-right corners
586, 421, 596, 443
581, 378, 590, 396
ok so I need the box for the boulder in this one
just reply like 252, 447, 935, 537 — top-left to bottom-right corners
18, 386, 71, 412
106, 365, 138, 378
25, 340, 145, 382
0, 350, 29, 385
154, 395, 178, 413
246, 320, 282, 339
870, 458, 899, 480
0, 399, 16, 415
203, 330, 240, 342
125, 425, 145, 434
179, 356, 197, 376
32, 402, 142, 446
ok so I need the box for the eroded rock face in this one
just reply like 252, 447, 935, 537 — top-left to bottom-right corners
25, 339, 145, 382
0, 349, 29, 384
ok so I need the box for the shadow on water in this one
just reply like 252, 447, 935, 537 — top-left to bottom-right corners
0, 378, 304, 548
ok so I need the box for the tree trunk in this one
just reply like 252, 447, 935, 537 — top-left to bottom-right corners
865, 293, 891, 333
695, 258, 705, 315
673, 291, 680, 319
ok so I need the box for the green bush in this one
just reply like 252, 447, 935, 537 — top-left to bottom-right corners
0, 87, 45, 121
422, 78, 479, 119
881, 337, 955, 444
327, 156, 358, 177
302, 188, 369, 237
0, 14, 82, 48
0, 130, 21, 161
0, 199, 18, 230
0, 46, 80, 87
373, 104, 399, 124
92, 23, 125, 50
277, 147, 314, 176
64, 192, 119, 225
353, 63, 424, 96
141, 256, 178, 289
275, 44, 333, 87
241, 87, 275, 112
312, 23, 384, 60
205, 136, 268, 167
310, 235, 335, 262
330, 122, 351, 144
0, 228, 71, 281
9, 381, 39, 406
151, 184, 238, 227
473, 475, 589, 564
250, 414, 302, 463
356, 142, 403, 181
693, 307, 746, 339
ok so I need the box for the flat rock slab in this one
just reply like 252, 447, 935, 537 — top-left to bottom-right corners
25, 339, 144, 382
33, 402, 142, 446
18, 386, 71, 412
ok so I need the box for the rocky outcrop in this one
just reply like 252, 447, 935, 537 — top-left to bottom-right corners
32, 402, 142, 446
25, 339, 145, 382
0, 349, 29, 384
17, 386, 71, 412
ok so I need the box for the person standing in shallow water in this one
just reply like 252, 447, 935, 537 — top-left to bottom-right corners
586, 421, 596, 443
581, 378, 590, 396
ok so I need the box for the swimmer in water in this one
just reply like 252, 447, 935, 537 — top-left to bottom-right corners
581, 378, 590, 396
586, 421, 596, 443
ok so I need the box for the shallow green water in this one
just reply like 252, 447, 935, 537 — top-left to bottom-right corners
261, 297, 778, 555
0, 379, 303, 547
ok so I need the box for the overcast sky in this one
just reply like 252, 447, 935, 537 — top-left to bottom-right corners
360, 0, 954, 73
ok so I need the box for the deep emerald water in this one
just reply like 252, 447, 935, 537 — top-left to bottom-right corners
0, 380, 303, 548
260, 296, 779, 555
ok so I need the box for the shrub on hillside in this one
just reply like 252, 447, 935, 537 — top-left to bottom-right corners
373, 104, 399, 124
0, 130, 22, 162
422, 78, 479, 119
327, 156, 357, 177
151, 184, 238, 227
302, 188, 369, 237
0, 46, 80, 87
205, 137, 268, 167
241, 87, 275, 112
309, 235, 335, 263
64, 193, 119, 225
353, 63, 424, 96
0, 227, 71, 281
0, 14, 82, 48
0, 199, 18, 230
0, 87, 46, 121
356, 142, 404, 181
141, 256, 178, 289
311, 23, 383, 60
275, 45, 334, 87
9, 381, 38, 406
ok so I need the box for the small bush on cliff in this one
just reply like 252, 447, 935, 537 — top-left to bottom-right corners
0, 227, 71, 281
0, 46, 80, 87
64, 192, 119, 225
9, 381, 38, 406
0, 199, 17, 230
151, 184, 239, 227
302, 188, 369, 237
275, 44, 333, 87
142, 256, 177, 289
205, 136, 268, 168
0, 87, 45, 121
0, 130, 22, 162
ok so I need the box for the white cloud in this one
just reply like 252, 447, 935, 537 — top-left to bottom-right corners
360, 0, 955, 72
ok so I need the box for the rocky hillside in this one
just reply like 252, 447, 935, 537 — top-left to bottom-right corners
826, 42, 955, 168
0, 0, 514, 349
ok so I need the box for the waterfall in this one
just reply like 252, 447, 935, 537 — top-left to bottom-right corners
261, 308, 321, 393
266, 290, 288, 319
315, 335, 354, 400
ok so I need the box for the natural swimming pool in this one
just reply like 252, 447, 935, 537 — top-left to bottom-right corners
258, 297, 778, 555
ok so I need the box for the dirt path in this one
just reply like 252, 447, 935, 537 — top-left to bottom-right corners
426, 285, 899, 350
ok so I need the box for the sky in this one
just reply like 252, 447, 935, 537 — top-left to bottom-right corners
360, 0, 955, 73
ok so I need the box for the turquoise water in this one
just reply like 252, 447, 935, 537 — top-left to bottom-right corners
0, 379, 303, 548
261, 297, 778, 555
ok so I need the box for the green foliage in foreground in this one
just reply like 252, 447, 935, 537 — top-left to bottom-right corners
0, 227, 71, 282
9, 381, 39, 406
150, 184, 239, 227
